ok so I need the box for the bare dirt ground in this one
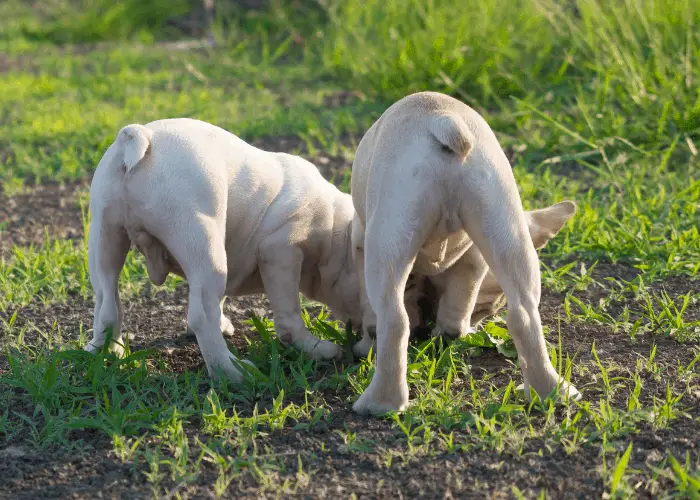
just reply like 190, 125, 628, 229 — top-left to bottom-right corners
0, 180, 88, 254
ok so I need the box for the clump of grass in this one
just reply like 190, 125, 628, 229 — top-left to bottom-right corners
16, 0, 194, 44
318, 0, 699, 149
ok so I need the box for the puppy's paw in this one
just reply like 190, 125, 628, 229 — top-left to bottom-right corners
84, 338, 126, 357
517, 378, 581, 403
430, 324, 475, 341
352, 337, 374, 358
234, 358, 258, 375
84, 341, 102, 354
220, 315, 235, 337
308, 339, 343, 361
563, 384, 581, 402
352, 381, 409, 416
110, 342, 126, 357
208, 356, 247, 384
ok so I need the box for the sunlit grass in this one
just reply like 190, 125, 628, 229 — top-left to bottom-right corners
0, 0, 698, 496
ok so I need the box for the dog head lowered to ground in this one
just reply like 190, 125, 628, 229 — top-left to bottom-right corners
87, 118, 364, 381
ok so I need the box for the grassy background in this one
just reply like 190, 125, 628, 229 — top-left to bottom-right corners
1, 0, 698, 272
0, 0, 699, 497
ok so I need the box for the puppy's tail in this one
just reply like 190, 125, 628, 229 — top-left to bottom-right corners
117, 124, 153, 172
427, 112, 474, 160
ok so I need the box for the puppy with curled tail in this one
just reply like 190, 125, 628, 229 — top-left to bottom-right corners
350, 91, 581, 415
87, 118, 365, 381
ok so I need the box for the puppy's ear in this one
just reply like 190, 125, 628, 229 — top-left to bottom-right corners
526, 200, 577, 249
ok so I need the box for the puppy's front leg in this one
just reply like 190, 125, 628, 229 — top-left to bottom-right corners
432, 244, 488, 339
259, 243, 342, 360
351, 245, 379, 358
353, 273, 424, 358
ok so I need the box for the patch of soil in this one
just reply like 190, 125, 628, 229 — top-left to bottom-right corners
0, 414, 697, 499
0, 430, 611, 499
0, 180, 89, 255
540, 260, 698, 345
542, 260, 700, 329
0, 285, 271, 369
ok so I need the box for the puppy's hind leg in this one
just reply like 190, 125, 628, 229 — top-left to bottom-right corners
167, 215, 251, 383
459, 171, 580, 402
180, 300, 235, 340
353, 214, 424, 415
87, 218, 130, 355
136, 231, 236, 339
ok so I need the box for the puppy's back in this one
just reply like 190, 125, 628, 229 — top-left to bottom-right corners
353, 92, 509, 198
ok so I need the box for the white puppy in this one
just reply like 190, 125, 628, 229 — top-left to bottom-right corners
87, 118, 362, 382
352, 200, 577, 356
350, 91, 581, 415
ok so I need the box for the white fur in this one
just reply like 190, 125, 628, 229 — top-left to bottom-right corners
350, 92, 581, 415
352, 200, 578, 357
427, 112, 474, 159
119, 124, 152, 171
87, 118, 362, 381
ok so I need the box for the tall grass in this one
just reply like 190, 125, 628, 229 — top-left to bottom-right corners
317, 0, 700, 156
15, 0, 193, 44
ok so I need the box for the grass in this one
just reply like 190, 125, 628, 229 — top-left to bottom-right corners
1, 305, 698, 496
0, 0, 699, 497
